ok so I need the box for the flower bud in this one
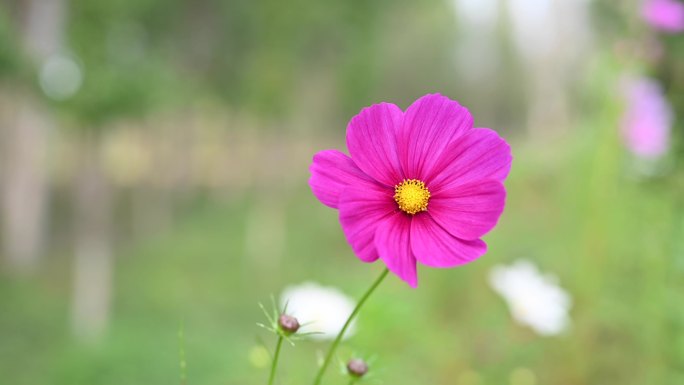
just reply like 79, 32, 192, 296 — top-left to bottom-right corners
277, 314, 300, 335
346, 358, 368, 378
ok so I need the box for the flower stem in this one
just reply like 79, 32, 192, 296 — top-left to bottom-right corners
268, 336, 284, 385
178, 319, 187, 385
312, 268, 389, 385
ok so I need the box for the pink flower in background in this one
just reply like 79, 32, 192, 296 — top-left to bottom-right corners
309, 94, 511, 287
642, 0, 684, 33
621, 77, 672, 160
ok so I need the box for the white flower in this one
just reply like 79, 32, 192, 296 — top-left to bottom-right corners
280, 282, 356, 341
489, 260, 572, 336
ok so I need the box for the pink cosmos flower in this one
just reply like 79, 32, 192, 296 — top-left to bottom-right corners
309, 94, 511, 287
621, 77, 672, 160
642, 0, 684, 33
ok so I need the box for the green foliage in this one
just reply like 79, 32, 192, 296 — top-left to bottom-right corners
0, 9, 26, 80
60, 0, 186, 125
2, 123, 684, 383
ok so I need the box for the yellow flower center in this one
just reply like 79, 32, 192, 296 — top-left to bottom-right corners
394, 179, 430, 215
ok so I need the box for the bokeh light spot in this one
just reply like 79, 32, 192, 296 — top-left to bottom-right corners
39, 53, 83, 101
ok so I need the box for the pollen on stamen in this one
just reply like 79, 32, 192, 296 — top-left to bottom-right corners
394, 179, 430, 215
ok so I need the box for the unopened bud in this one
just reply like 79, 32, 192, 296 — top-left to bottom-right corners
346, 358, 368, 378
277, 314, 300, 335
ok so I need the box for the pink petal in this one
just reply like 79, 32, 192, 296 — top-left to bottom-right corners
429, 180, 506, 240
338, 186, 396, 263
643, 0, 684, 33
309, 150, 379, 209
346, 103, 405, 186
398, 94, 473, 180
374, 213, 418, 287
411, 214, 487, 268
428, 128, 511, 193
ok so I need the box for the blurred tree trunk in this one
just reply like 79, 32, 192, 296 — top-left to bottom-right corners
1, 0, 67, 272
502, 0, 591, 138
131, 123, 173, 241
71, 131, 114, 343
0, 92, 50, 273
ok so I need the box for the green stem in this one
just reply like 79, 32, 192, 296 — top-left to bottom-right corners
268, 336, 284, 385
312, 268, 389, 385
178, 319, 187, 385
347, 379, 356, 385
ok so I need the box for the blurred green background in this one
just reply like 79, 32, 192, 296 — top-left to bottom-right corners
1, 0, 684, 384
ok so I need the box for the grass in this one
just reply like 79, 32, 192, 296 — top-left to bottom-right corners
1, 114, 684, 384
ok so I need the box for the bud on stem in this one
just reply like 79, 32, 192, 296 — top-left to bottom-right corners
346, 358, 368, 378
277, 314, 300, 336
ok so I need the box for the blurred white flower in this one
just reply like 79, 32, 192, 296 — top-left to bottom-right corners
489, 260, 571, 336
280, 282, 356, 341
